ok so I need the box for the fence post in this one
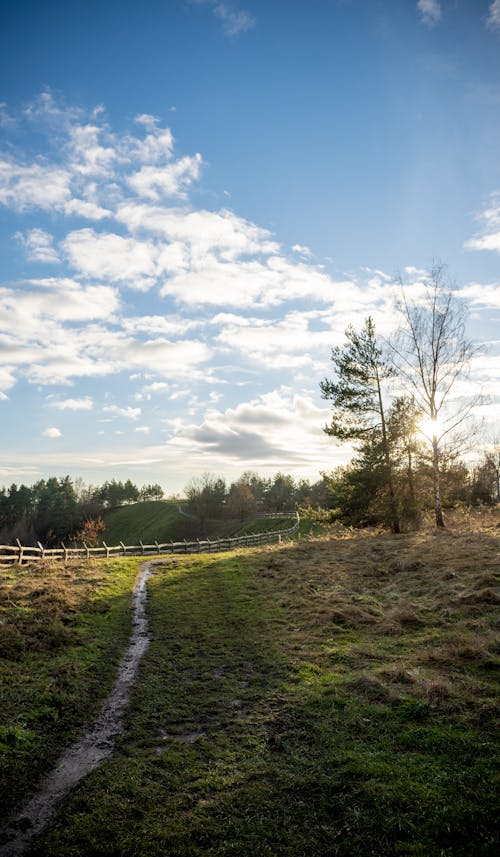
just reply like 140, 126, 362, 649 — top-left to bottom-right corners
184, 539, 188, 554
170, 541, 174, 554
197, 539, 200, 553
37, 541, 45, 560
61, 541, 69, 562
155, 540, 160, 555
16, 538, 23, 566
83, 541, 90, 559
103, 540, 110, 559
119, 541, 126, 556
140, 540, 145, 556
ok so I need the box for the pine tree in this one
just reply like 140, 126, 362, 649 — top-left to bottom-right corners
320, 316, 400, 533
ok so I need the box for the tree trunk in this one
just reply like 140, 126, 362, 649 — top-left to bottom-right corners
376, 374, 401, 534
432, 435, 445, 527
407, 449, 416, 503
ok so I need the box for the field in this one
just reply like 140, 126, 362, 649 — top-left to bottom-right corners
229, 516, 297, 536
1, 514, 499, 855
100, 500, 183, 545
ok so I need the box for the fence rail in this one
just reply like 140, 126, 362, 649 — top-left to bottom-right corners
0, 515, 300, 567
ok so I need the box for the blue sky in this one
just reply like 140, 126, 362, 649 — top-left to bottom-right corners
1, 0, 499, 493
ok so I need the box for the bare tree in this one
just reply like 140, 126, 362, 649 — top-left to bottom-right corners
392, 264, 481, 527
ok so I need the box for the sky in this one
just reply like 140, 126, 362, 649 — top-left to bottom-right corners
0, 0, 499, 494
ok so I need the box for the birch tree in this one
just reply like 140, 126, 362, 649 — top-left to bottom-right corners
392, 264, 480, 527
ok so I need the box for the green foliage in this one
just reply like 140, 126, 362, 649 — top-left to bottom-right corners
320, 316, 394, 441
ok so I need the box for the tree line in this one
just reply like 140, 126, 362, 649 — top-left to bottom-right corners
183, 471, 329, 533
0, 478, 164, 547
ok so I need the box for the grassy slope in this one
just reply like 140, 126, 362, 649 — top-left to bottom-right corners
230, 516, 296, 536
0, 557, 142, 814
101, 501, 183, 545
28, 517, 499, 856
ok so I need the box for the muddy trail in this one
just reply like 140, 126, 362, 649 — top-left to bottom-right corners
0, 559, 164, 857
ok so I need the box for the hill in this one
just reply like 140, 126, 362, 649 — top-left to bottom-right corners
100, 500, 183, 545
2, 509, 498, 854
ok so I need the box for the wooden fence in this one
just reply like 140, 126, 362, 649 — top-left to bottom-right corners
0, 515, 300, 567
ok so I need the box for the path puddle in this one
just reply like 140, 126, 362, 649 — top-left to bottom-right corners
0, 559, 162, 857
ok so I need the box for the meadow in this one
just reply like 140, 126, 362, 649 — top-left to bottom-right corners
0, 512, 498, 855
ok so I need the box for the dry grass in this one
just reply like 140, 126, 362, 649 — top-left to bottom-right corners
252, 511, 500, 721
0, 560, 112, 660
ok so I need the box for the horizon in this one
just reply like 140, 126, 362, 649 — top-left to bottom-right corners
1, 0, 499, 494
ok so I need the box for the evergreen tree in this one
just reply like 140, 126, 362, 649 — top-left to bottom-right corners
320, 317, 401, 533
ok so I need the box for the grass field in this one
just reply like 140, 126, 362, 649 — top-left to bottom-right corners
100, 500, 183, 546
1, 514, 499, 855
229, 516, 297, 537
0, 557, 141, 815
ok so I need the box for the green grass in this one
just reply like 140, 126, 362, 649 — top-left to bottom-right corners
23, 523, 499, 856
230, 515, 296, 536
0, 556, 141, 814
101, 500, 183, 546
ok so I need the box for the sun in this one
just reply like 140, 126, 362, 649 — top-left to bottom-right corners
418, 415, 444, 440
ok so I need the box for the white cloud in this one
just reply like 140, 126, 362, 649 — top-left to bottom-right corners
142, 381, 169, 394
51, 396, 94, 410
214, 311, 334, 368
66, 123, 119, 178
292, 243, 312, 258
417, 0, 442, 27
62, 229, 159, 289
116, 203, 279, 259
103, 405, 141, 420
64, 198, 111, 220
135, 425, 150, 434
121, 315, 201, 336
42, 427, 62, 438
0, 158, 72, 211
160, 254, 338, 308
126, 154, 203, 200
193, 0, 255, 37
460, 282, 500, 309
465, 194, 500, 253
130, 116, 174, 162
487, 0, 500, 31
15, 228, 60, 263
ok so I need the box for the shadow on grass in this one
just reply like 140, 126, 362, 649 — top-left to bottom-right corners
29, 536, 499, 856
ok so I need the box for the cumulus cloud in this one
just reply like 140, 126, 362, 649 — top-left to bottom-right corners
51, 396, 94, 410
15, 228, 60, 263
417, 0, 442, 27
127, 154, 203, 200
62, 228, 159, 289
460, 282, 500, 308
214, 311, 334, 368
464, 194, 500, 253
42, 427, 62, 438
292, 243, 312, 258
103, 405, 141, 420
0, 158, 72, 211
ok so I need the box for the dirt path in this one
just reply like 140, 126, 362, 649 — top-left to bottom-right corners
0, 559, 162, 857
